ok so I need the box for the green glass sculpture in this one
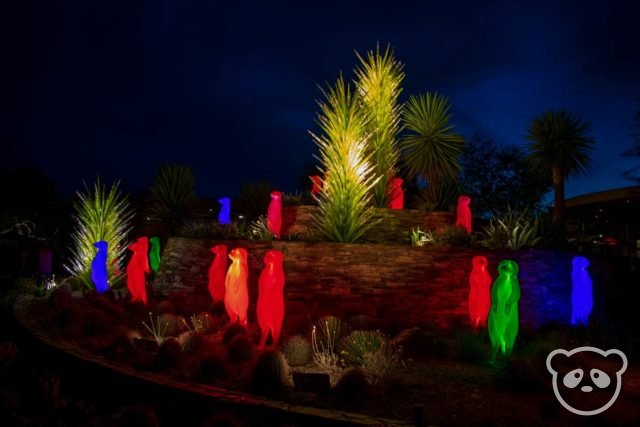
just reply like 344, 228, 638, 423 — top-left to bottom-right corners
488, 259, 520, 359
149, 236, 161, 273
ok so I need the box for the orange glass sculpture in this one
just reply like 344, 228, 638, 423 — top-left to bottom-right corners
309, 175, 323, 194
208, 244, 228, 303
387, 177, 404, 210
468, 256, 492, 331
224, 247, 249, 325
257, 250, 285, 347
456, 195, 472, 233
267, 191, 283, 239
126, 237, 150, 304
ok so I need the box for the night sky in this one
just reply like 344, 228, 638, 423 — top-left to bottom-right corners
4, 0, 640, 200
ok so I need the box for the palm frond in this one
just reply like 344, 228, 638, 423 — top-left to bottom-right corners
354, 44, 404, 207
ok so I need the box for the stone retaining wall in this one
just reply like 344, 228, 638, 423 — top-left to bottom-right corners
153, 238, 607, 330
282, 205, 455, 241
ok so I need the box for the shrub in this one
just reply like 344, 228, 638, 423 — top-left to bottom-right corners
481, 207, 541, 250
248, 215, 274, 241
282, 335, 312, 367
333, 368, 369, 406
455, 329, 487, 362
437, 225, 476, 247
159, 314, 187, 337
250, 350, 290, 394
65, 179, 133, 289
179, 221, 246, 240
222, 323, 247, 345
114, 404, 160, 427
49, 286, 74, 312
0, 341, 18, 373
311, 316, 344, 372
142, 312, 169, 345
183, 313, 211, 333
338, 330, 387, 365
409, 227, 436, 247
226, 335, 254, 364
83, 308, 110, 335
152, 300, 175, 315
154, 338, 183, 371
313, 316, 345, 350
197, 354, 226, 384
362, 343, 402, 382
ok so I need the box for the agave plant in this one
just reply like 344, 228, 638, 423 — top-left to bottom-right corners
354, 44, 404, 207
310, 76, 379, 242
481, 207, 541, 250
65, 179, 133, 288
401, 93, 464, 207
146, 164, 198, 237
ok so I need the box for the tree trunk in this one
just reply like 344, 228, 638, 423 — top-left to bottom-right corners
552, 166, 565, 221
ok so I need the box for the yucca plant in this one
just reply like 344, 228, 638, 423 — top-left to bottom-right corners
65, 179, 133, 289
146, 164, 198, 237
401, 93, 464, 207
310, 76, 379, 242
355, 44, 404, 207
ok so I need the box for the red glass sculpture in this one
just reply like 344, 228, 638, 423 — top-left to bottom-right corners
126, 237, 150, 304
224, 247, 249, 325
387, 177, 404, 210
456, 195, 472, 233
309, 175, 323, 194
468, 256, 492, 331
257, 250, 285, 347
208, 244, 228, 303
267, 191, 283, 239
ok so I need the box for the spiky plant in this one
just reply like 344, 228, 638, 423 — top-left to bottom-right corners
310, 76, 379, 242
147, 164, 198, 237
525, 111, 594, 220
354, 44, 404, 207
65, 179, 133, 289
401, 93, 464, 206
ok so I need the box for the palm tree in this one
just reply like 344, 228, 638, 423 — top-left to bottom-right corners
354, 44, 404, 207
400, 93, 464, 207
147, 164, 198, 236
525, 111, 595, 220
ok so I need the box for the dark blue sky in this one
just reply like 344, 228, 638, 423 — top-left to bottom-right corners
4, 0, 640, 200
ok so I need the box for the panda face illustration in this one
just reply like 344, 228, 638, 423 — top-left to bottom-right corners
546, 347, 627, 416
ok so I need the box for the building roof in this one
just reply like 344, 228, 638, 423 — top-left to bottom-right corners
565, 186, 640, 208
